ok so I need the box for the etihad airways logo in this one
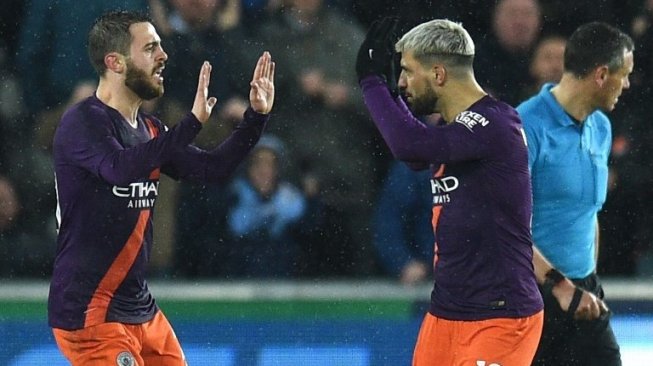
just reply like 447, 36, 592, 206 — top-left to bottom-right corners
430, 176, 459, 205
112, 181, 159, 209
454, 111, 489, 132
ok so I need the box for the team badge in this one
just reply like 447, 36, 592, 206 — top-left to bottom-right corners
116, 351, 136, 366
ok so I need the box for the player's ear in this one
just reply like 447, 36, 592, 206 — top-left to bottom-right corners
432, 64, 446, 86
105, 52, 126, 74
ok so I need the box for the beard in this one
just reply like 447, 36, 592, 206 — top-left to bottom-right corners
406, 83, 438, 116
125, 60, 163, 100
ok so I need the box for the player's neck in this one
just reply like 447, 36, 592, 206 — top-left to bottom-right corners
96, 78, 142, 127
440, 80, 487, 123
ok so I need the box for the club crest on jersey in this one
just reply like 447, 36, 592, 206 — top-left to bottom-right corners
454, 111, 490, 132
116, 351, 136, 366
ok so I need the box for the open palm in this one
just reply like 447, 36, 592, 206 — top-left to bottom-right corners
191, 61, 217, 124
249, 52, 275, 114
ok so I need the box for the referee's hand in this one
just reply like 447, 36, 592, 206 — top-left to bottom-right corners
573, 290, 609, 320
552, 280, 609, 320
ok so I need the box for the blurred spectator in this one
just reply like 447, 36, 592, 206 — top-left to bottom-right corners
540, 0, 632, 36
0, 0, 25, 66
475, 0, 542, 106
174, 182, 232, 277
242, 0, 346, 23
240, 0, 283, 33
518, 34, 566, 101
0, 26, 57, 278
1, 13, 28, 187
16, 0, 149, 117
160, 0, 268, 277
630, 0, 653, 101
350, 0, 493, 40
154, 0, 250, 102
292, 159, 359, 277
0, 176, 21, 275
0, 39, 25, 174
256, 0, 385, 274
597, 128, 653, 276
0, 175, 54, 277
225, 135, 307, 277
372, 161, 434, 285
594, 5, 653, 276
0, 177, 19, 234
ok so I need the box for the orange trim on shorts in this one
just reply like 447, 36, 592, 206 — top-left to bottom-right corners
84, 210, 151, 327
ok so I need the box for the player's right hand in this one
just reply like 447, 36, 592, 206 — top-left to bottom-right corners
356, 17, 398, 78
192, 61, 218, 124
249, 51, 275, 115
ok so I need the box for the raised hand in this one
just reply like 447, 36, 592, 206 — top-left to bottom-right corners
249, 51, 275, 114
355, 17, 400, 97
355, 17, 399, 81
191, 61, 218, 124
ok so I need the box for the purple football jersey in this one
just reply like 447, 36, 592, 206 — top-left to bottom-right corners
49, 95, 267, 330
361, 76, 543, 320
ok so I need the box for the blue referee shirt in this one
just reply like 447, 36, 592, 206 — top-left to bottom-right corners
517, 84, 611, 279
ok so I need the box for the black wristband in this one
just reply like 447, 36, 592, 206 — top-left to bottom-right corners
567, 287, 584, 318
544, 268, 566, 287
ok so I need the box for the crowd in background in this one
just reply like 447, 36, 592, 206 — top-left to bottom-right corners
1, 0, 653, 280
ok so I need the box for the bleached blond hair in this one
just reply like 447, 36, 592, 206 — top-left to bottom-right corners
395, 19, 475, 70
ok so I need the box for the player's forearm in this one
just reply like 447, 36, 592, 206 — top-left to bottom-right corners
360, 76, 436, 162
98, 113, 202, 185
203, 107, 268, 178
172, 108, 268, 183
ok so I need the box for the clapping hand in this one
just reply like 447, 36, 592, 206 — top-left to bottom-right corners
249, 51, 275, 114
191, 61, 218, 124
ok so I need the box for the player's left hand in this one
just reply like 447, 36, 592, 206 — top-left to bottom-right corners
249, 51, 275, 115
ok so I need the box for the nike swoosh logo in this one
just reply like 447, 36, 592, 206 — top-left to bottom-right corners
368, 49, 374, 59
